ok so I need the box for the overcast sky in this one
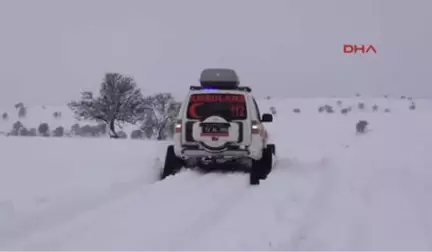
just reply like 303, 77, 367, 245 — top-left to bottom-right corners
0, 0, 431, 106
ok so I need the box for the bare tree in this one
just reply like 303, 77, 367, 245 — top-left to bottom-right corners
140, 93, 180, 140
68, 73, 145, 138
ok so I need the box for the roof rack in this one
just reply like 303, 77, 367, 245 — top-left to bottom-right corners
189, 85, 252, 92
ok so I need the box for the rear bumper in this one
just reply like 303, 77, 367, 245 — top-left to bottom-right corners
177, 144, 250, 159
182, 149, 250, 158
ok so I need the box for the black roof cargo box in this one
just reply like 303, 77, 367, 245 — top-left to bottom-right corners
199, 68, 239, 89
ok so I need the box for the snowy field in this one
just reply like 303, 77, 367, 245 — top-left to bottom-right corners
1, 97, 432, 250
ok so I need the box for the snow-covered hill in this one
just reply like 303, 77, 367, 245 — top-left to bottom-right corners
0, 104, 141, 137
0, 96, 425, 137
1, 96, 432, 250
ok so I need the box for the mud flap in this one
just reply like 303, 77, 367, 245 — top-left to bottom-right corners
250, 147, 273, 185
160, 145, 184, 180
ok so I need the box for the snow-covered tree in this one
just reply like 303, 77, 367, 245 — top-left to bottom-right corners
140, 93, 181, 140
10, 121, 27, 136
38, 123, 50, 137
52, 126, 64, 137
130, 129, 144, 139
15, 102, 27, 118
68, 73, 145, 138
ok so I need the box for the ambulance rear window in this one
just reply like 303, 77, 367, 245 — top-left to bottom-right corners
187, 93, 247, 120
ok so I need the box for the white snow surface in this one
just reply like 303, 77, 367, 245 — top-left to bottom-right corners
1, 97, 432, 250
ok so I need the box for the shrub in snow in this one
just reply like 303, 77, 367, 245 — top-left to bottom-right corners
1, 112, 7, 120
18, 106, 27, 118
117, 131, 127, 139
18, 128, 36, 137
409, 102, 416, 110
27, 128, 37, 136
130, 129, 144, 139
355, 93, 361, 97
79, 125, 100, 137
70, 124, 106, 137
38, 123, 50, 137
53, 111, 62, 119
52, 126, 64, 137
293, 108, 301, 113
336, 100, 343, 106
358, 102, 365, 110
319, 105, 333, 113
95, 123, 107, 135
14, 102, 24, 109
372, 104, 379, 111
324, 105, 334, 113
341, 108, 349, 115
356, 120, 369, 134
269, 106, 277, 115
384, 108, 391, 113
70, 123, 81, 136
401, 95, 406, 99
143, 126, 154, 139
15, 102, 27, 117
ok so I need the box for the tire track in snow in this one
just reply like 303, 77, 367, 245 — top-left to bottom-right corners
164, 154, 282, 249
6, 154, 336, 251
292, 135, 386, 251
170, 154, 282, 249
179, 157, 332, 251
5, 170, 248, 250
276, 158, 338, 251
161, 173, 252, 250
